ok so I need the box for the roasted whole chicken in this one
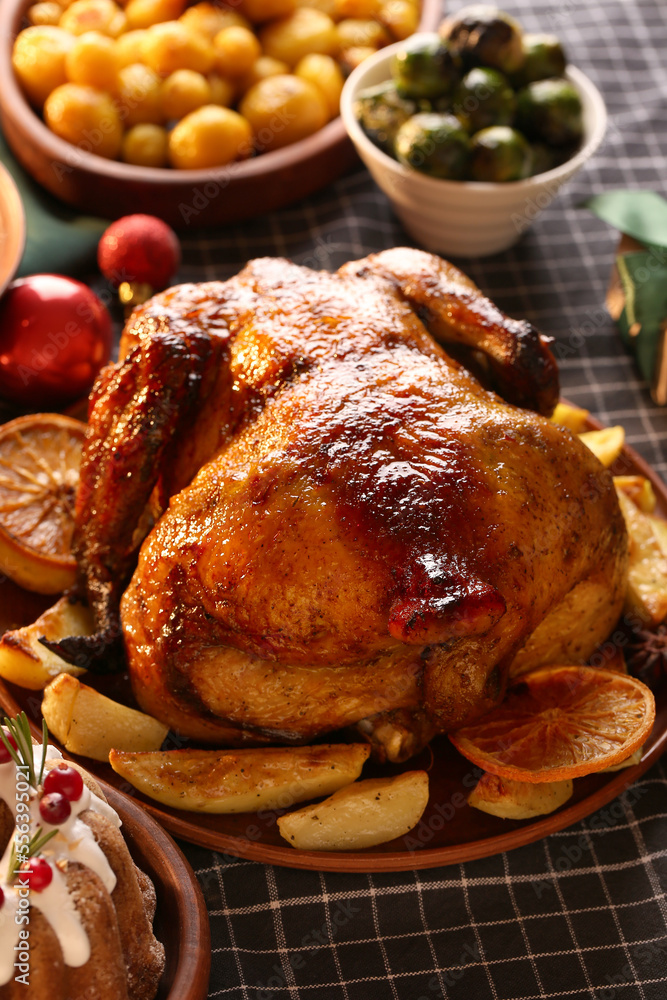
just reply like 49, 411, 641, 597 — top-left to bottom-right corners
66, 249, 627, 762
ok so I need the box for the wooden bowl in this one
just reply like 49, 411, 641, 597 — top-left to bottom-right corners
102, 780, 211, 1000
0, 0, 441, 227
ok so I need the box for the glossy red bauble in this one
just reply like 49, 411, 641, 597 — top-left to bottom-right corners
98, 214, 181, 291
0, 274, 112, 409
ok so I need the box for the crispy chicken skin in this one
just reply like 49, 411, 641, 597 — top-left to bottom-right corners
72, 250, 627, 761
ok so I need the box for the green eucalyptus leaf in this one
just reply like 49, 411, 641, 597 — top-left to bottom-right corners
582, 190, 667, 249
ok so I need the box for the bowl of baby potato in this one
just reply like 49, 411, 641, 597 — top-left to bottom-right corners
0, 0, 440, 227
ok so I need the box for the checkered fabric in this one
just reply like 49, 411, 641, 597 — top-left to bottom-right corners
169, 1, 667, 996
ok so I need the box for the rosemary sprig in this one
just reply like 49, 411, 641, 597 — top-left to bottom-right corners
38, 718, 48, 786
1, 712, 49, 789
8, 828, 59, 881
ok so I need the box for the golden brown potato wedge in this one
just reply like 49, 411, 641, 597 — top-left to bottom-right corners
617, 490, 667, 626
468, 772, 573, 820
550, 401, 590, 433
600, 746, 643, 773
109, 744, 370, 813
42, 674, 168, 762
277, 771, 429, 850
0, 596, 93, 690
579, 426, 625, 467
614, 475, 657, 514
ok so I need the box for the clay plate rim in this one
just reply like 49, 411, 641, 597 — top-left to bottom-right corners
101, 779, 211, 1000
0, 419, 665, 873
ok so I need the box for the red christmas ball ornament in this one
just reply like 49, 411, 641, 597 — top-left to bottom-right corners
97, 215, 181, 302
0, 275, 112, 410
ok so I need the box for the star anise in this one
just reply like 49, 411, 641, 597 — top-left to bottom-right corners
626, 625, 667, 690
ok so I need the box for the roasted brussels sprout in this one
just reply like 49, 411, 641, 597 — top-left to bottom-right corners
528, 141, 575, 176
513, 33, 566, 85
395, 112, 471, 178
517, 77, 583, 146
440, 5, 524, 76
391, 32, 461, 101
529, 141, 558, 176
354, 81, 416, 154
454, 66, 516, 132
470, 125, 532, 181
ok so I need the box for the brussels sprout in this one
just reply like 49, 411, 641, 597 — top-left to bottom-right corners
529, 140, 576, 176
517, 77, 583, 146
439, 5, 524, 76
470, 125, 533, 181
513, 33, 567, 86
529, 141, 558, 176
454, 67, 516, 132
391, 32, 461, 101
354, 81, 416, 154
395, 112, 471, 178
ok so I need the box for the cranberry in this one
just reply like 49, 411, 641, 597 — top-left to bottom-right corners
0, 734, 17, 765
44, 764, 84, 802
39, 792, 71, 826
19, 858, 53, 893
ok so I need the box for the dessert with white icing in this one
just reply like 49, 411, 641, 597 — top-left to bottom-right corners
0, 714, 164, 1000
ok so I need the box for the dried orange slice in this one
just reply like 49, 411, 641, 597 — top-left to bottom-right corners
0, 413, 86, 595
449, 666, 655, 783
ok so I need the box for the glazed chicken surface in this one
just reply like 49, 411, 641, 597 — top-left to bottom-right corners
71, 249, 628, 762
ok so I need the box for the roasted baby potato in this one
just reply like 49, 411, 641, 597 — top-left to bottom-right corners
277, 770, 429, 850
579, 426, 625, 467
109, 743, 370, 812
43, 673, 168, 761
259, 7, 338, 68
240, 74, 328, 150
0, 596, 93, 691
617, 489, 667, 626
468, 772, 573, 819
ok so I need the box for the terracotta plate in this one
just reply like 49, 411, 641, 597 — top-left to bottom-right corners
101, 781, 210, 1000
0, 428, 665, 873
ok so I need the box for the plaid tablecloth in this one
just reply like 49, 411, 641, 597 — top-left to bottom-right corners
167, 1, 667, 996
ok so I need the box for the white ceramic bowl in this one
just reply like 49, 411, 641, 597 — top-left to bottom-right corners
340, 38, 607, 257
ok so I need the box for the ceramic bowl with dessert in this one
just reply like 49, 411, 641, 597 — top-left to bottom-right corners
0, 0, 440, 225
340, 5, 607, 256
0, 710, 210, 999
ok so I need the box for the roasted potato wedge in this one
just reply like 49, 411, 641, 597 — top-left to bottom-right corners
600, 746, 643, 773
579, 426, 625, 467
617, 490, 667, 626
468, 772, 573, 820
0, 596, 93, 690
277, 770, 429, 850
109, 743, 370, 812
614, 475, 657, 514
42, 674, 168, 762
550, 401, 589, 433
